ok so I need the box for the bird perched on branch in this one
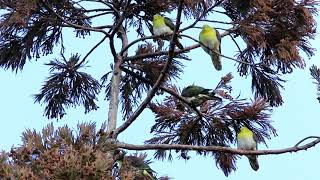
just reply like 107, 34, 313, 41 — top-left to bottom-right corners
118, 155, 157, 180
237, 126, 259, 171
199, 24, 222, 70
153, 14, 184, 50
181, 85, 221, 107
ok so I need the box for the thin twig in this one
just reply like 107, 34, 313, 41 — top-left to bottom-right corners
97, 0, 120, 17
84, 8, 113, 13
179, 4, 219, 32
199, 19, 235, 25
294, 136, 320, 147
40, 0, 109, 36
77, 35, 108, 68
124, 44, 197, 62
119, 34, 165, 56
62, 12, 112, 20
229, 34, 243, 54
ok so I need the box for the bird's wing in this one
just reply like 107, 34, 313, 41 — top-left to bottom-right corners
127, 156, 157, 179
127, 156, 155, 172
215, 29, 221, 53
201, 88, 212, 95
181, 86, 205, 97
252, 133, 258, 150
128, 156, 146, 167
164, 17, 175, 30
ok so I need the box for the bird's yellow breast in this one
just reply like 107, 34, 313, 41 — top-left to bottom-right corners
153, 18, 165, 29
237, 127, 254, 139
237, 127, 256, 150
199, 28, 217, 41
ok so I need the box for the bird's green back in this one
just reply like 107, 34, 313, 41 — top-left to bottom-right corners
181, 85, 210, 97
127, 156, 152, 170
164, 17, 175, 30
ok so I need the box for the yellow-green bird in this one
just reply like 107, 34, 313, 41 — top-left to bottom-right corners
199, 24, 222, 71
237, 126, 259, 171
118, 155, 157, 180
153, 14, 184, 50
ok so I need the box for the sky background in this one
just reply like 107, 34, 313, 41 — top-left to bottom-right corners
1, 4, 320, 180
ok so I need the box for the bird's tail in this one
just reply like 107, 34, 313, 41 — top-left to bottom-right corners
175, 39, 184, 50
207, 89, 222, 102
143, 170, 157, 180
164, 36, 184, 50
211, 53, 222, 71
247, 155, 259, 171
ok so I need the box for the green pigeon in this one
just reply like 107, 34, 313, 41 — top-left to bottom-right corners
237, 126, 259, 171
153, 14, 184, 50
119, 155, 157, 180
199, 24, 222, 70
181, 85, 221, 107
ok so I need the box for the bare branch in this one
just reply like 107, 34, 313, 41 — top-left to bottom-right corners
107, 26, 129, 132
199, 19, 235, 25
294, 136, 320, 147
84, 8, 113, 13
109, 0, 131, 58
229, 34, 243, 55
106, 0, 131, 132
62, 12, 112, 20
107, 60, 122, 132
117, 136, 320, 155
77, 35, 108, 67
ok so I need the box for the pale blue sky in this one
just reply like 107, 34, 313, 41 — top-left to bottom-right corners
1, 6, 320, 180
